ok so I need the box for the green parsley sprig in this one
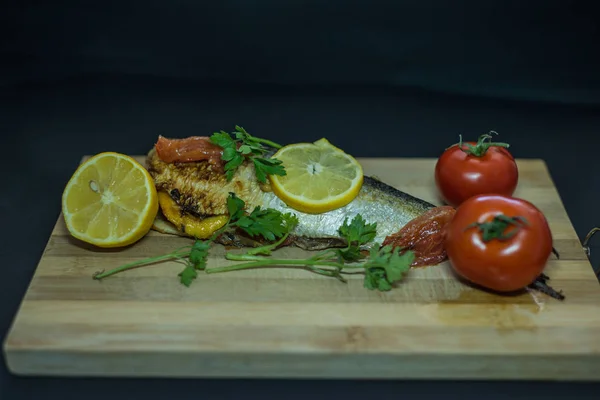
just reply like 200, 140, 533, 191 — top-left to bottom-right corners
215, 211, 411, 290
209, 125, 286, 183
335, 213, 377, 262
93, 192, 297, 287
218, 242, 413, 290
93, 193, 414, 291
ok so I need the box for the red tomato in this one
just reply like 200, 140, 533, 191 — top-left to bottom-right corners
445, 194, 553, 292
435, 132, 518, 207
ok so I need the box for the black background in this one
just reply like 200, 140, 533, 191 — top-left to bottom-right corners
2, 1, 600, 398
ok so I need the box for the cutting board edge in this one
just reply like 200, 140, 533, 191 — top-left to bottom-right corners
5, 347, 600, 381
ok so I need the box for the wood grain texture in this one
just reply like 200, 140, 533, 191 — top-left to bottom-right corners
3, 157, 600, 380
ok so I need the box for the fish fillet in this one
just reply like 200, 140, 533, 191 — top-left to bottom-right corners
146, 147, 435, 248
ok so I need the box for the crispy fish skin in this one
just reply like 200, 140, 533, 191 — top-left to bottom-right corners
146, 148, 435, 247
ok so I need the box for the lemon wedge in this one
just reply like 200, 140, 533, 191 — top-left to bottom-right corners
268, 138, 363, 214
62, 152, 159, 248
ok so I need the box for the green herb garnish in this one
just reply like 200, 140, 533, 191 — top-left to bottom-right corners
93, 192, 295, 287
335, 214, 377, 262
93, 194, 413, 291
362, 245, 414, 291
178, 240, 211, 286
209, 125, 286, 183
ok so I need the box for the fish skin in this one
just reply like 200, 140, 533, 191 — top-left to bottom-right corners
256, 175, 435, 246
146, 148, 436, 248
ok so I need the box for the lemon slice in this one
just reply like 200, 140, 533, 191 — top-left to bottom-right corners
62, 152, 159, 248
268, 138, 363, 214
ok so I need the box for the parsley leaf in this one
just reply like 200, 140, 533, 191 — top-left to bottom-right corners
233, 125, 268, 153
178, 264, 198, 287
252, 157, 286, 184
234, 206, 293, 242
238, 144, 253, 155
362, 245, 414, 291
222, 147, 238, 162
224, 155, 245, 181
336, 246, 363, 263
363, 268, 392, 291
226, 192, 246, 222
209, 125, 286, 183
209, 130, 245, 181
282, 212, 300, 230
246, 212, 300, 256
226, 192, 298, 244
189, 240, 211, 270
210, 130, 236, 149
178, 240, 211, 286
335, 214, 378, 262
339, 214, 377, 246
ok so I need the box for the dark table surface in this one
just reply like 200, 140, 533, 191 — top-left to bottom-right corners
2, 76, 600, 399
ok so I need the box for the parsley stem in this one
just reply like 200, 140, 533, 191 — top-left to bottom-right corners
254, 137, 283, 150
225, 253, 366, 268
216, 253, 366, 278
309, 249, 338, 261
207, 259, 347, 278
225, 253, 334, 265
93, 250, 191, 280
243, 230, 291, 256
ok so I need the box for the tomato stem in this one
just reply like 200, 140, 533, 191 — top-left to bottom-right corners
449, 131, 510, 157
465, 214, 529, 242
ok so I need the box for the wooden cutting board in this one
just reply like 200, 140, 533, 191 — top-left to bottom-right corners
3, 157, 600, 380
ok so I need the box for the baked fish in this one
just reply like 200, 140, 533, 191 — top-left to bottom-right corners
146, 135, 454, 265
